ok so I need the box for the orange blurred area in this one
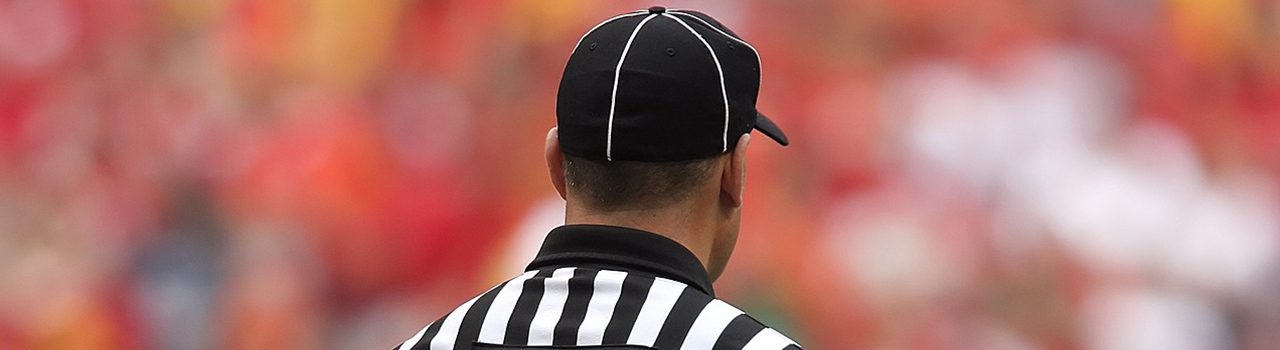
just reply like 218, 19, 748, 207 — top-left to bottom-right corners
1, 0, 1278, 349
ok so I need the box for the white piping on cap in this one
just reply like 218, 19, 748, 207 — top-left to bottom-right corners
662, 13, 730, 152
606, 13, 659, 161
667, 10, 762, 79
571, 10, 648, 54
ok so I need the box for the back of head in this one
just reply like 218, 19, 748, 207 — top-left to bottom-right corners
563, 154, 719, 212
552, 6, 789, 216
548, 7, 791, 278
555, 7, 788, 164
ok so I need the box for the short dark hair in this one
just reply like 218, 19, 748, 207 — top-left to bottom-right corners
563, 154, 720, 211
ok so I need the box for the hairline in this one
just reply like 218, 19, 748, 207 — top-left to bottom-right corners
562, 153, 723, 212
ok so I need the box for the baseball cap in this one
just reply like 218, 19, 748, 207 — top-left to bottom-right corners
556, 6, 789, 162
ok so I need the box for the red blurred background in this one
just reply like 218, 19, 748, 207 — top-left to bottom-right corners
1, 0, 1278, 349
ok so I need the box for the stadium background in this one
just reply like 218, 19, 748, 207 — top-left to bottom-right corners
2, 0, 1279, 349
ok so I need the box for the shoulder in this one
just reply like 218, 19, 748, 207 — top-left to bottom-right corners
683, 297, 803, 350
630, 277, 801, 349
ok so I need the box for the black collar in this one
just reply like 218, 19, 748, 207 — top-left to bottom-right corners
527, 224, 715, 296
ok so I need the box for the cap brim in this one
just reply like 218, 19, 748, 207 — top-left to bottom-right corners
754, 112, 789, 146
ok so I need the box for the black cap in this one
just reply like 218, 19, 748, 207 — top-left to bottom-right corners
556, 8, 789, 162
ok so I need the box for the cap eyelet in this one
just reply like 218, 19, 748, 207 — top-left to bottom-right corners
665, 48, 675, 56
589, 42, 598, 51
726, 41, 736, 50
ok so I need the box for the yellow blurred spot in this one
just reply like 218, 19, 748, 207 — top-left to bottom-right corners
159, 0, 231, 29
293, 0, 402, 89
1167, 0, 1257, 67
507, 0, 596, 44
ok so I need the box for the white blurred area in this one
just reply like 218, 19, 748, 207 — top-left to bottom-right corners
812, 36, 1280, 348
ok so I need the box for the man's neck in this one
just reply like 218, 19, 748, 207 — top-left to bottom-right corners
565, 205, 715, 271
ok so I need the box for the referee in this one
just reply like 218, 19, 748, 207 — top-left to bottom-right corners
396, 6, 801, 349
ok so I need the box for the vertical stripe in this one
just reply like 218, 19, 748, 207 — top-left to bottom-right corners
451, 281, 512, 350
505, 269, 556, 344
553, 269, 599, 345
742, 328, 797, 350
680, 299, 745, 349
426, 294, 483, 350
626, 277, 688, 346
526, 267, 577, 345
606, 13, 659, 161
711, 314, 766, 350
576, 270, 628, 345
476, 271, 538, 344
661, 13, 731, 152
652, 287, 711, 349
399, 317, 442, 350
667, 11, 763, 75
601, 273, 655, 343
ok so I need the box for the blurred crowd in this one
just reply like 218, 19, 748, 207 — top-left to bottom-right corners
1, 0, 1278, 349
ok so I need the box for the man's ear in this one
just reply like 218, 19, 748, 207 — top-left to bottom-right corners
545, 127, 568, 199
721, 133, 750, 208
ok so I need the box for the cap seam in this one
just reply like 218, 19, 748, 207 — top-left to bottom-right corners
606, 13, 660, 161
666, 10, 763, 80
661, 13, 731, 153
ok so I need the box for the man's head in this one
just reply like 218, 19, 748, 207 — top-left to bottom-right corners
546, 7, 787, 280
545, 129, 751, 280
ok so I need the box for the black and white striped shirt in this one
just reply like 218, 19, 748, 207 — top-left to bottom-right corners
395, 225, 802, 350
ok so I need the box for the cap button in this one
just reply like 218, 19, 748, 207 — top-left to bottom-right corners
648, 6, 666, 14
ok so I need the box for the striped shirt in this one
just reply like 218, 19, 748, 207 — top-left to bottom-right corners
395, 225, 802, 350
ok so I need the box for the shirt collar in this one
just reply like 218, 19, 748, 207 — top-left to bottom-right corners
527, 224, 715, 296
